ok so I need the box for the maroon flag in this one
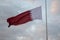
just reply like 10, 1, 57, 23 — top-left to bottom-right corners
7, 6, 42, 27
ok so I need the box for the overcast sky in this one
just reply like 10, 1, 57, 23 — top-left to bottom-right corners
0, 0, 60, 40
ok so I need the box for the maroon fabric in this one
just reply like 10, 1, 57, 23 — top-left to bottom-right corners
7, 11, 32, 27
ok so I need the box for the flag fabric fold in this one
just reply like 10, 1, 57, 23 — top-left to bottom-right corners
7, 11, 32, 27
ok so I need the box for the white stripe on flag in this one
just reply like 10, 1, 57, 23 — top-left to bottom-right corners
31, 6, 42, 20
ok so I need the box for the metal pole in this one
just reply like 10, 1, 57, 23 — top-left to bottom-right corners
45, 0, 48, 40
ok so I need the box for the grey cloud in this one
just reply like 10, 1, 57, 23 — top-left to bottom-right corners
0, 0, 60, 40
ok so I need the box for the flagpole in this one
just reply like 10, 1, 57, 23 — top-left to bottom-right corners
45, 0, 48, 40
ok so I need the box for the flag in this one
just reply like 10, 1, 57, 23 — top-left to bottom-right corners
7, 6, 42, 27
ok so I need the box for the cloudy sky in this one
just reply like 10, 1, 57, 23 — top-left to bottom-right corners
0, 0, 60, 40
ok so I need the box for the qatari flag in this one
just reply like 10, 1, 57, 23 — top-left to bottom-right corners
7, 6, 42, 27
